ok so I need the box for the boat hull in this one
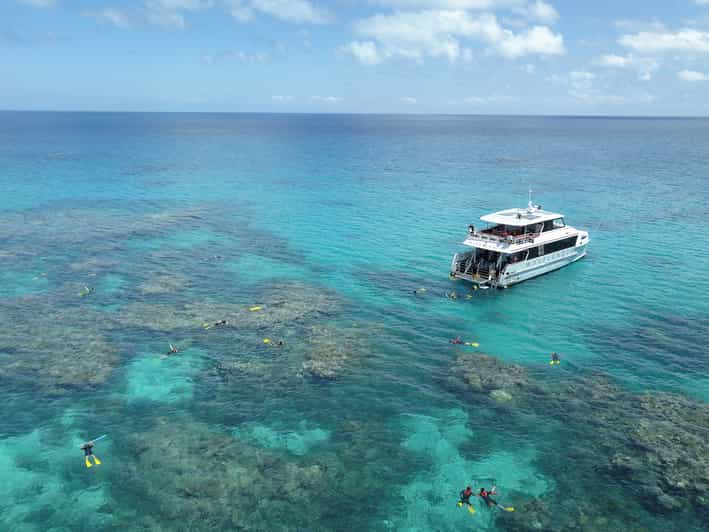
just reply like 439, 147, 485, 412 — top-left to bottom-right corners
451, 243, 587, 288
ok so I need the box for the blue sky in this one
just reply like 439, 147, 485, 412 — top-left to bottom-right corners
3, 0, 709, 114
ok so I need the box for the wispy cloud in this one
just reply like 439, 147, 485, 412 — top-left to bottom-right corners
400, 96, 417, 104
272, 95, 294, 102
17, 0, 56, 7
225, 0, 331, 24
84, 7, 133, 29
678, 69, 708, 81
594, 53, 658, 81
311, 95, 343, 103
619, 28, 709, 54
202, 49, 269, 64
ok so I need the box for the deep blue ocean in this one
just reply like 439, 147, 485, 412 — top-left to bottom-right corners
0, 112, 707, 531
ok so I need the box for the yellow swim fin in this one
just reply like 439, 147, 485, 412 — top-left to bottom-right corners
503, 507, 515, 512
470, 342, 479, 348
549, 360, 554, 365
92, 455, 101, 465
85, 457, 93, 468
249, 306, 262, 312
468, 505, 476, 514
203, 323, 211, 330
263, 338, 271, 344
457, 502, 462, 507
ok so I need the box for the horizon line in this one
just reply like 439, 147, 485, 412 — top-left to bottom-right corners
1, 109, 708, 119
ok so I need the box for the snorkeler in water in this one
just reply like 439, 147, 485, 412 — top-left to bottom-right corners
204, 319, 228, 330
457, 486, 475, 513
476, 486, 515, 512
446, 291, 459, 300
80, 439, 102, 468
477, 487, 498, 508
166, 344, 179, 355
550, 352, 561, 365
450, 336, 464, 345
79, 285, 94, 297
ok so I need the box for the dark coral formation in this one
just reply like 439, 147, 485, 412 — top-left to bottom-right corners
448, 352, 543, 404
109, 416, 401, 531
0, 299, 119, 392
449, 352, 709, 530
301, 324, 368, 379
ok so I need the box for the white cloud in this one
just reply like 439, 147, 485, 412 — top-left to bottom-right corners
619, 28, 709, 54
224, 0, 254, 20
345, 10, 563, 64
372, 1, 524, 8
513, 0, 558, 24
400, 96, 417, 103
272, 95, 294, 102
523, 62, 535, 73
694, 0, 709, 5
340, 41, 384, 65
202, 49, 269, 64
311, 96, 342, 103
450, 94, 518, 105
17, 0, 56, 7
594, 53, 659, 81
678, 69, 708, 81
85, 8, 133, 28
228, 0, 330, 24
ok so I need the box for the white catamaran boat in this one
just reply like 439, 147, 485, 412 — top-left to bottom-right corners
450, 197, 589, 288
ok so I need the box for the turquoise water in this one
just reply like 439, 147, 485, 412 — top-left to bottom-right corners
0, 112, 707, 531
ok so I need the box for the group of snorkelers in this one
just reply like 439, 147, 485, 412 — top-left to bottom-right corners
458, 485, 515, 514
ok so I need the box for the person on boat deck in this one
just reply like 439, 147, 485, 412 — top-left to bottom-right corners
458, 486, 474, 507
478, 487, 498, 508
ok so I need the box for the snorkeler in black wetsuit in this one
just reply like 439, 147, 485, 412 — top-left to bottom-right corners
80, 440, 101, 468
478, 487, 498, 508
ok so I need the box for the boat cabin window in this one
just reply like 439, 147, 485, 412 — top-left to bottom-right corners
543, 236, 578, 254
553, 218, 565, 229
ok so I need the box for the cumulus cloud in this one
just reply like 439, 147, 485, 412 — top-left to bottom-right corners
513, 0, 558, 24
594, 53, 659, 80
225, 0, 330, 24
340, 41, 383, 65
17, 0, 56, 7
619, 28, 709, 54
678, 69, 708, 81
400, 96, 417, 103
343, 10, 563, 64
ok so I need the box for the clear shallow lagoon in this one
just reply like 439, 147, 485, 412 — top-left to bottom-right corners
0, 112, 707, 531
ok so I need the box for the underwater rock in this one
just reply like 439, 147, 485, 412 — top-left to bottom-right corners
112, 417, 346, 531
0, 301, 119, 390
116, 282, 341, 334
489, 388, 514, 403
448, 353, 541, 402
557, 376, 709, 517
301, 325, 367, 379
138, 274, 188, 295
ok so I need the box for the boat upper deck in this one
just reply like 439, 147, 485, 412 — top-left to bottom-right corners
480, 207, 563, 227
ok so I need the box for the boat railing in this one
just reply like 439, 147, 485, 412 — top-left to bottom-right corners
465, 230, 539, 247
